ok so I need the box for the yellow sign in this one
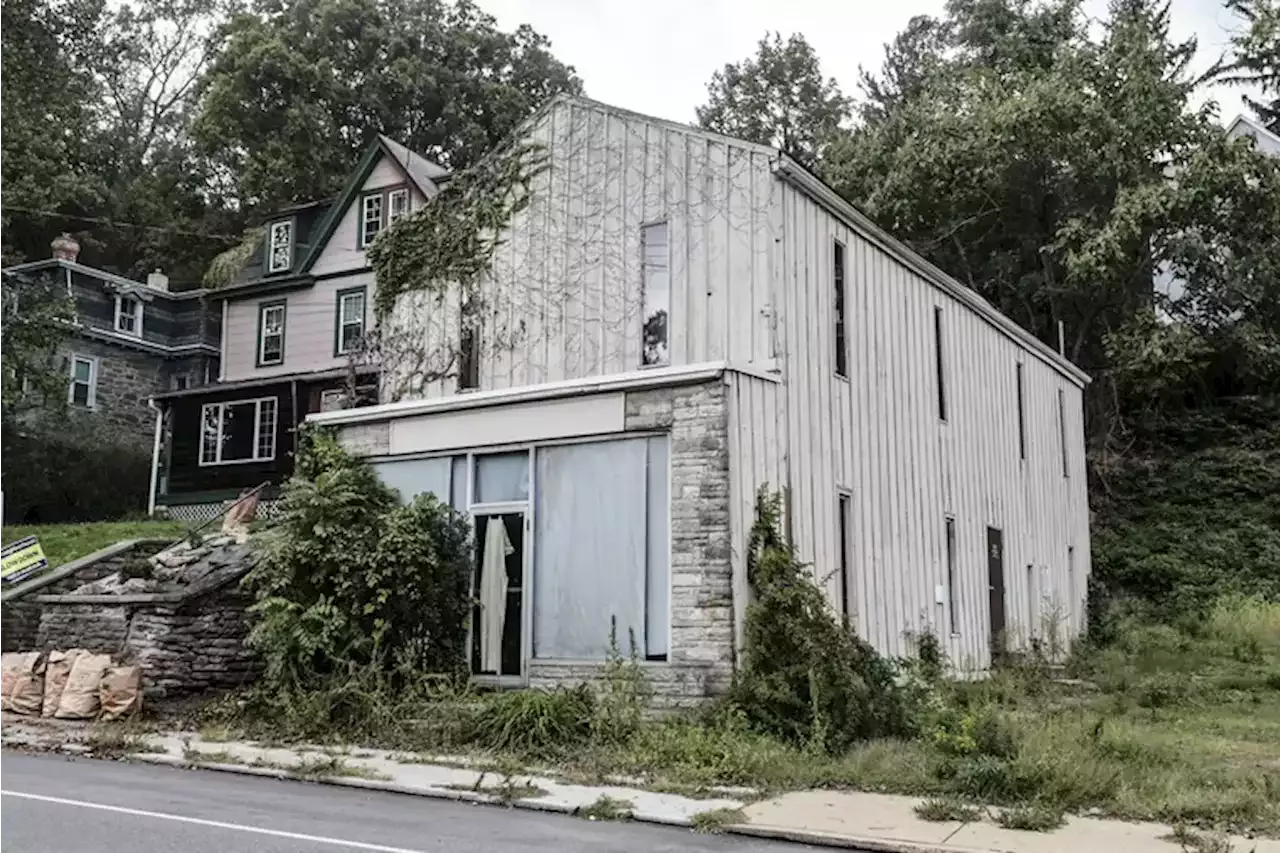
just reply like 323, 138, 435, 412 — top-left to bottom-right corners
1, 536, 49, 584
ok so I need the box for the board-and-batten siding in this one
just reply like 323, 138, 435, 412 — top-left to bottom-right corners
776, 182, 1090, 669
384, 99, 778, 401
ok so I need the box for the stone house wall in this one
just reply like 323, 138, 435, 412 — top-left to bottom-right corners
61, 338, 169, 447
1, 540, 168, 652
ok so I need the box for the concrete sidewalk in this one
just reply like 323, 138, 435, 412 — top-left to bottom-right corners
2, 715, 1272, 853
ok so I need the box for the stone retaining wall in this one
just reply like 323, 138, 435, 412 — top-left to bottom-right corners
35, 588, 257, 699
1, 540, 169, 652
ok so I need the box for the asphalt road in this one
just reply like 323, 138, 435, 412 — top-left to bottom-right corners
1, 753, 809, 853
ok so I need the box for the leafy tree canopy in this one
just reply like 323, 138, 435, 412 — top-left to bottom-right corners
1218, 0, 1280, 128
192, 0, 582, 212
696, 32, 850, 167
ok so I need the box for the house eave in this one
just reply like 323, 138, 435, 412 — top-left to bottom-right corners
151, 364, 378, 401
305, 361, 746, 427
75, 323, 219, 357
771, 157, 1092, 388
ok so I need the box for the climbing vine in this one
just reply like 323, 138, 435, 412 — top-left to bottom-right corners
367, 139, 549, 319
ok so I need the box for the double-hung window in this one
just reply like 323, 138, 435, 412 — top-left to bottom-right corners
388, 188, 410, 225
68, 355, 97, 408
258, 301, 286, 366
267, 220, 293, 274
361, 194, 384, 247
114, 295, 142, 336
200, 397, 278, 465
336, 288, 366, 355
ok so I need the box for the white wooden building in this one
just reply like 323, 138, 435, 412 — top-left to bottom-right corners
309, 96, 1092, 700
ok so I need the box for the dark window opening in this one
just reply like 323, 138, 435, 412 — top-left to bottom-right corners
934, 307, 947, 421
946, 517, 958, 634
837, 493, 851, 621
834, 240, 848, 377
1016, 363, 1026, 460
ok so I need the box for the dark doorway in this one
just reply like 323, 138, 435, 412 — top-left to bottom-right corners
987, 526, 1007, 664
471, 512, 525, 677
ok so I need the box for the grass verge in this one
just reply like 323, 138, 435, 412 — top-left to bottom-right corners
1, 520, 185, 568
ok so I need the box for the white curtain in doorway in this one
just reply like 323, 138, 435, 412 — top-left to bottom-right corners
534, 439, 648, 659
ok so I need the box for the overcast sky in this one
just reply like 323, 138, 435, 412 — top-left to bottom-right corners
475, 0, 1256, 128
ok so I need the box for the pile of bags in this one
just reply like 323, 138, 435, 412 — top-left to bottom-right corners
0, 650, 142, 721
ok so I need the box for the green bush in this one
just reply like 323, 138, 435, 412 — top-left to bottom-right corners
245, 429, 473, 691
727, 489, 912, 755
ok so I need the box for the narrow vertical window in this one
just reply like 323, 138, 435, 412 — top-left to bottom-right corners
1026, 563, 1037, 641
945, 517, 958, 634
336, 288, 366, 355
837, 493, 852, 621
115, 295, 142, 336
388, 188, 410, 224
1067, 545, 1076, 617
458, 298, 479, 390
361, 194, 384, 247
1016, 363, 1027, 460
640, 221, 670, 367
267, 220, 293, 273
1057, 388, 1069, 477
934, 306, 947, 421
68, 355, 96, 408
834, 240, 848, 377
258, 301, 286, 366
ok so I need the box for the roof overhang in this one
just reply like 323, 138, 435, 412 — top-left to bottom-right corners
152, 365, 378, 402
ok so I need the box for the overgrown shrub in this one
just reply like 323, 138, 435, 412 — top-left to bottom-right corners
469, 686, 595, 757
727, 489, 912, 754
245, 429, 473, 694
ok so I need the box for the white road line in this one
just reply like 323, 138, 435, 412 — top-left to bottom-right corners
1, 790, 430, 853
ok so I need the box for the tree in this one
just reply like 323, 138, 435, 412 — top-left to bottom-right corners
0, 270, 75, 424
192, 0, 581, 212
1218, 0, 1280, 129
826, 0, 1280, 425
696, 32, 851, 167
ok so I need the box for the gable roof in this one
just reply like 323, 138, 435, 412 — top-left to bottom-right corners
1226, 113, 1280, 156
296, 137, 450, 275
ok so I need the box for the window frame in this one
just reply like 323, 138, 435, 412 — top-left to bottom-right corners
266, 219, 294, 274
256, 300, 287, 367
387, 187, 410, 225
934, 306, 948, 422
945, 516, 959, 636
834, 239, 848, 378
640, 220, 671, 368
359, 192, 384, 248
114, 294, 143, 337
334, 286, 368, 356
67, 354, 98, 409
198, 396, 279, 466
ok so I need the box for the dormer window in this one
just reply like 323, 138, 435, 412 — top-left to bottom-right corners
361, 194, 384, 247
388, 188, 410, 224
267, 220, 293, 274
114, 294, 143, 337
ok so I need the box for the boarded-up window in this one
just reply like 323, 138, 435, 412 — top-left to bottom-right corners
641, 222, 670, 367
533, 437, 669, 659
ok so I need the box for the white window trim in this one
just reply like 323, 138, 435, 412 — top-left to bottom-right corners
360, 194, 384, 248
114, 294, 144, 337
67, 354, 98, 409
267, 220, 293, 274
336, 290, 366, 355
387, 187, 410, 225
198, 396, 278, 466
258, 303, 286, 366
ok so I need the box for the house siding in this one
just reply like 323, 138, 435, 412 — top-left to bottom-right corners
221, 271, 375, 381
775, 182, 1091, 670
309, 156, 431, 278
384, 99, 778, 400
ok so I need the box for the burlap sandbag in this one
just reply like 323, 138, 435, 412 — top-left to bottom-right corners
54, 652, 113, 720
99, 665, 143, 721
1, 652, 26, 711
42, 649, 87, 717
6, 650, 45, 712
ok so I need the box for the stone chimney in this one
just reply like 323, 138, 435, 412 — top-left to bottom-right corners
51, 233, 80, 262
147, 268, 170, 291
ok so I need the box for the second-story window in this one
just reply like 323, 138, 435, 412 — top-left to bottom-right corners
834, 240, 848, 377
115, 294, 142, 337
641, 221, 670, 367
336, 287, 366, 355
68, 354, 97, 408
258, 301, 286, 366
361, 194, 384, 247
267, 220, 293, 274
388, 188, 410, 225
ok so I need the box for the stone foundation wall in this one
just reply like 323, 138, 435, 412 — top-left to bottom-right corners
1, 540, 167, 652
